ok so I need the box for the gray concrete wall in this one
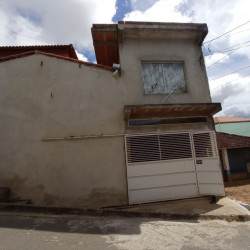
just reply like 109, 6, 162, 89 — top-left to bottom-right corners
0, 55, 128, 207
0, 36, 213, 207
119, 37, 211, 104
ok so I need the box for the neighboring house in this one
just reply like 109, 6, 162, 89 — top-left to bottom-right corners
0, 44, 78, 59
214, 116, 250, 137
217, 132, 250, 181
214, 117, 250, 181
0, 21, 225, 208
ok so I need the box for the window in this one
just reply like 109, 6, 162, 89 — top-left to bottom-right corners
141, 62, 187, 95
128, 117, 207, 127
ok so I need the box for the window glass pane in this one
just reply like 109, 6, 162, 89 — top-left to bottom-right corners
162, 63, 186, 93
141, 62, 186, 94
128, 117, 207, 127
141, 63, 160, 94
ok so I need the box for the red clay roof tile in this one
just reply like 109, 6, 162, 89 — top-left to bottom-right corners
0, 50, 113, 71
216, 132, 250, 149
92, 21, 207, 67
0, 44, 78, 60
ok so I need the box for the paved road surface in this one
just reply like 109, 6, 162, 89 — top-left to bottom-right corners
0, 213, 249, 250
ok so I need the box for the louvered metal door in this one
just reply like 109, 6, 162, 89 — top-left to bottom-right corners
192, 131, 225, 196
125, 131, 225, 204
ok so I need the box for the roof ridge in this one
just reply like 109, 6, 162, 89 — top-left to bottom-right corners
217, 131, 250, 138
0, 51, 36, 61
214, 116, 250, 124
0, 50, 113, 71
216, 131, 250, 148
0, 44, 73, 49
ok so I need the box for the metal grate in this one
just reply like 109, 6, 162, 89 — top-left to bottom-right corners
193, 132, 216, 158
126, 133, 192, 164
126, 135, 160, 163
160, 133, 192, 160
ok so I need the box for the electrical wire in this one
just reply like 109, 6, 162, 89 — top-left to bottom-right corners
218, 28, 250, 39
204, 41, 250, 56
203, 29, 250, 53
0, 28, 53, 44
0, 26, 73, 46
203, 20, 250, 44
215, 45, 250, 54
210, 73, 250, 90
206, 42, 250, 69
209, 65, 250, 81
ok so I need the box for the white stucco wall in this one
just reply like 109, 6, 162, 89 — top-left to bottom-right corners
0, 37, 213, 207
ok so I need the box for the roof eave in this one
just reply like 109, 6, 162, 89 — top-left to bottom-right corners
0, 50, 113, 71
118, 22, 208, 45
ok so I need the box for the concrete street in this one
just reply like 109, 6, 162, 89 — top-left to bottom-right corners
0, 213, 249, 250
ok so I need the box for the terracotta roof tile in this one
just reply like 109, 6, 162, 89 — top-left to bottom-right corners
214, 116, 250, 124
0, 44, 78, 60
92, 21, 207, 67
0, 50, 113, 71
216, 132, 250, 149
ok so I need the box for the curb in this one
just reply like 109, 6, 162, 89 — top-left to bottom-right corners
0, 203, 249, 222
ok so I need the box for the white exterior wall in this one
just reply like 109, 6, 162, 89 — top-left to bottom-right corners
0, 36, 214, 207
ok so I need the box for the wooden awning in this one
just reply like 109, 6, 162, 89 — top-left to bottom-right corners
124, 103, 222, 120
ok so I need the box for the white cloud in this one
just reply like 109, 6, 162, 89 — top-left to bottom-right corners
1, 0, 250, 117
210, 74, 250, 117
75, 49, 88, 61
184, 0, 250, 58
186, 0, 250, 117
123, 0, 250, 117
0, 0, 116, 50
124, 0, 190, 22
204, 53, 230, 68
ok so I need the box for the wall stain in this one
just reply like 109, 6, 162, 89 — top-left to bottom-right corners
0, 175, 127, 208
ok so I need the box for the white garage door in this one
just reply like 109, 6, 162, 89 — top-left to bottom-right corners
125, 131, 225, 204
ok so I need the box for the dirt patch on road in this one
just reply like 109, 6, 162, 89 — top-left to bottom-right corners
225, 179, 250, 205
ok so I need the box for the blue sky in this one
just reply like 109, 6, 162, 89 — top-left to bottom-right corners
0, 0, 250, 117
112, 0, 132, 22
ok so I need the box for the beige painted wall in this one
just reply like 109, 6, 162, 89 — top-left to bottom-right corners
0, 36, 214, 207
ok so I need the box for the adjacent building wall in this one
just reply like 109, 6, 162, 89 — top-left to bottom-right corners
215, 122, 250, 137
0, 55, 127, 207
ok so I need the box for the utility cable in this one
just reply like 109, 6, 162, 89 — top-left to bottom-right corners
209, 65, 250, 81
203, 20, 250, 44
0, 28, 53, 44
204, 41, 250, 56
210, 74, 250, 90
206, 42, 250, 69
203, 29, 250, 53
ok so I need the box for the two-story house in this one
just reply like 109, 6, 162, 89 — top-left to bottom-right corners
0, 21, 225, 208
